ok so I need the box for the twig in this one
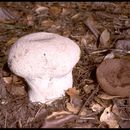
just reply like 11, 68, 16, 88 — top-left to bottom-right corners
79, 117, 95, 120
4, 112, 7, 128
77, 85, 99, 115
90, 48, 130, 55
18, 119, 22, 128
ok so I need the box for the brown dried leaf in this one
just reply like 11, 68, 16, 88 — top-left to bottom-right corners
6, 37, 18, 47
84, 16, 100, 39
2, 77, 12, 84
104, 52, 115, 60
41, 110, 78, 128
115, 39, 130, 51
0, 7, 16, 22
97, 92, 121, 100
112, 104, 120, 116
83, 84, 95, 95
35, 5, 49, 14
66, 102, 79, 114
100, 105, 119, 128
41, 19, 54, 28
66, 87, 82, 108
12, 75, 24, 85
10, 85, 26, 96
26, 15, 34, 26
66, 87, 80, 97
90, 101, 104, 112
49, 5, 62, 16
100, 29, 110, 48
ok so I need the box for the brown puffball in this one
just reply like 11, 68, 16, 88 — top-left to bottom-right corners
96, 58, 130, 97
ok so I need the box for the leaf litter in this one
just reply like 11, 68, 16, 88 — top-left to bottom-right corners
0, 2, 130, 128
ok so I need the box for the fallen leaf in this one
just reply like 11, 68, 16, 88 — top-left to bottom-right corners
0, 7, 16, 22
2, 76, 12, 84
100, 29, 110, 48
66, 102, 79, 114
100, 105, 119, 128
71, 13, 81, 20
12, 75, 24, 85
66, 87, 80, 97
115, 39, 130, 51
35, 5, 49, 14
97, 92, 121, 100
6, 37, 18, 47
49, 5, 62, 16
112, 104, 120, 116
10, 85, 27, 96
84, 16, 100, 39
41, 19, 54, 28
26, 15, 34, 26
104, 52, 115, 60
119, 120, 130, 128
90, 101, 104, 112
66, 87, 82, 108
83, 84, 95, 95
41, 110, 78, 128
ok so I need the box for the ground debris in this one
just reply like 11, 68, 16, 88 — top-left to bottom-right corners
0, 2, 130, 128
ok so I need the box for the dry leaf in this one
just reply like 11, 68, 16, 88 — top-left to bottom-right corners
41, 19, 54, 28
12, 75, 23, 85
66, 87, 80, 97
84, 16, 99, 39
0, 7, 16, 22
90, 101, 104, 112
61, 8, 70, 16
83, 84, 95, 95
3, 77, 12, 84
100, 29, 110, 48
26, 15, 34, 26
49, 5, 62, 16
97, 92, 121, 100
104, 52, 115, 60
112, 104, 120, 116
6, 37, 18, 47
10, 85, 26, 96
100, 105, 119, 128
41, 110, 78, 128
35, 5, 49, 14
66, 87, 82, 108
115, 40, 130, 51
66, 102, 86, 116
71, 13, 81, 20
66, 102, 79, 114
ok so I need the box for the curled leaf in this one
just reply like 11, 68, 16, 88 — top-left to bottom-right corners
41, 111, 78, 128
97, 92, 121, 100
100, 105, 119, 128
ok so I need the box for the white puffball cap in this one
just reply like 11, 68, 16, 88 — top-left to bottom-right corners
8, 32, 81, 79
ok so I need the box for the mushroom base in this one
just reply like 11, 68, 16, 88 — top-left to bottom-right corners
26, 72, 73, 104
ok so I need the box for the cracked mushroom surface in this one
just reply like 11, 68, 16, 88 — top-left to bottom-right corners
96, 58, 130, 97
8, 32, 81, 104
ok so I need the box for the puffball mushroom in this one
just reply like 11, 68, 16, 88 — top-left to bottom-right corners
96, 58, 130, 97
8, 32, 81, 104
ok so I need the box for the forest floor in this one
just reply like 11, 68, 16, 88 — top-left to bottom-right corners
0, 2, 130, 128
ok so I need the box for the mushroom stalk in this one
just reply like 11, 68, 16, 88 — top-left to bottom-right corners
27, 72, 72, 103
